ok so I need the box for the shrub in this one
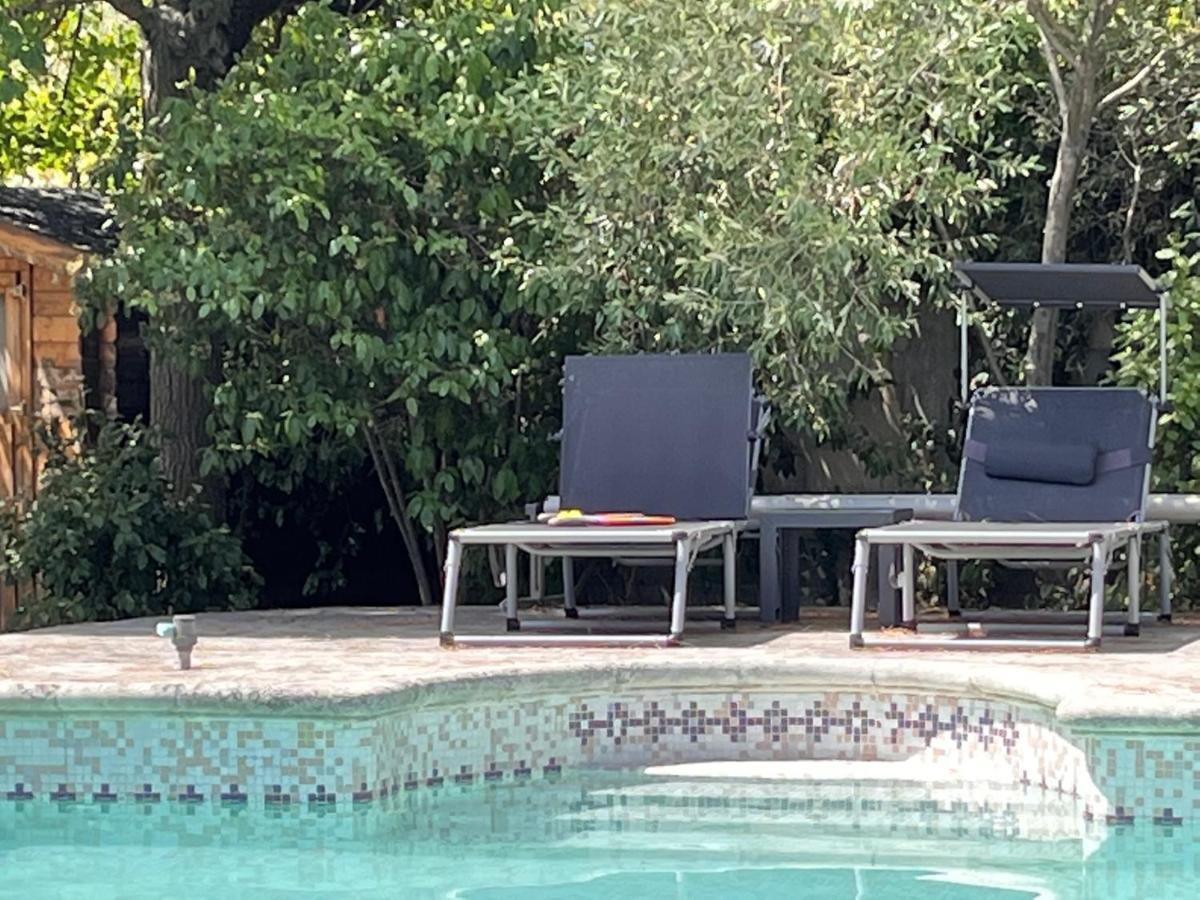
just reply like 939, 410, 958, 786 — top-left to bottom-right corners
0, 416, 259, 627
1115, 226, 1200, 606
86, 3, 571, 607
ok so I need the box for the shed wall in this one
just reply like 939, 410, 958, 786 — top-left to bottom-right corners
0, 251, 114, 629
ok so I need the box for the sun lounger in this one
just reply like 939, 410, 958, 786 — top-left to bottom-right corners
850, 261, 1172, 650
848, 385, 1163, 649
439, 353, 766, 647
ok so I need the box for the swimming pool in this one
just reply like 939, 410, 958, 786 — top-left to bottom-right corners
2, 770, 1195, 899
4, 650, 1200, 899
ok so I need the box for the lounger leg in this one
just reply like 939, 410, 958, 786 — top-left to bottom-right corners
946, 560, 962, 617
669, 537, 690, 642
901, 543, 916, 630
849, 536, 869, 648
563, 557, 578, 618
530, 554, 545, 602
1086, 540, 1106, 648
1125, 537, 1141, 637
875, 545, 899, 628
1159, 528, 1173, 622
721, 531, 737, 630
504, 544, 520, 632
758, 522, 781, 623
439, 538, 463, 647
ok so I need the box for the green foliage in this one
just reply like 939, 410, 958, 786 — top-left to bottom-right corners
0, 417, 259, 628
50, 0, 1200, 610
0, 16, 45, 104
0, 8, 140, 183
510, 0, 1039, 446
86, 1, 571, 560
1114, 212, 1200, 594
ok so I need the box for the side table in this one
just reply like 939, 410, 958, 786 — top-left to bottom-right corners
758, 508, 913, 625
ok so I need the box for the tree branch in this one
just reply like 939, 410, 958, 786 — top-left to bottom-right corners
102, 0, 163, 31
1038, 32, 1069, 117
1119, 138, 1143, 263
56, 7, 86, 114
1026, 0, 1081, 69
365, 420, 435, 607
1087, 0, 1119, 50
973, 318, 1009, 388
1098, 48, 1168, 110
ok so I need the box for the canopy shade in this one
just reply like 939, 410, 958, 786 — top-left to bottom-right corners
954, 262, 1161, 308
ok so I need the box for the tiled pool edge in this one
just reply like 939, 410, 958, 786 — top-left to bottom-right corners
2, 658, 1199, 825
0, 690, 1079, 804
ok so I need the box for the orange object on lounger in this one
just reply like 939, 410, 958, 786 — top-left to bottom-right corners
539, 509, 677, 526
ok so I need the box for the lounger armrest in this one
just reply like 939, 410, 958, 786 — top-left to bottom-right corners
750, 395, 772, 440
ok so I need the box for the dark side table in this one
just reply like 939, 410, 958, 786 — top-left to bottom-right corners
757, 508, 913, 625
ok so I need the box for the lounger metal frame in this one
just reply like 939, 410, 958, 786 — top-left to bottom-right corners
848, 520, 1167, 650
439, 521, 741, 647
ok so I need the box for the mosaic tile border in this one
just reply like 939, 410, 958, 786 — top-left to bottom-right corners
1, 688, 1197, 823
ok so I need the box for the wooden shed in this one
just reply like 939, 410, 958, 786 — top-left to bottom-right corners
0, 186, 118, 627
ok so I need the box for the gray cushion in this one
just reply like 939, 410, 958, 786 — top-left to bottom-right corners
983, 439, 1097, 486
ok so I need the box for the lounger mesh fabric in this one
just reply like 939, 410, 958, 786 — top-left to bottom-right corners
956, 387, 1155, 523
559, 353, 754, 520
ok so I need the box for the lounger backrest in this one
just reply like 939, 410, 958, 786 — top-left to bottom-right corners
559, 353, 756, 519
956, 387, 1156, 523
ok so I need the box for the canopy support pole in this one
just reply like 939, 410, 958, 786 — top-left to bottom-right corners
1160, 292, 1171, 409
959, 289, 969, 404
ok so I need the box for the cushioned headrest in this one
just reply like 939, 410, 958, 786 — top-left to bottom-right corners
982, 438, 1097, 486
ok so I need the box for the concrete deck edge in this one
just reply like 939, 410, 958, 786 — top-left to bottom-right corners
1, 656, 1196, 735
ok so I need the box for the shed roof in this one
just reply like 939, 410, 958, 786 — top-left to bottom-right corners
0, 186, 118, 255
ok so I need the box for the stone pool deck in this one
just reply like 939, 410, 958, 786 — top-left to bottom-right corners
1, 605, 1199, 730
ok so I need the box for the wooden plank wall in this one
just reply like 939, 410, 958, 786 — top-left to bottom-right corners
0, 248, 114, 630
1, 253, 34, 629
31, 265, 85, 428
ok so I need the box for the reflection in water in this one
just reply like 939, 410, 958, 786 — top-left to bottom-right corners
1, 773, 1198, 899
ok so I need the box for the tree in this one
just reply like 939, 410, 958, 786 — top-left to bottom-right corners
9, 0, 389, 508
511, 0, 1037, 490
1023, 0, 1192, 384
0, 8, 139, 183
86, 2, 568, 606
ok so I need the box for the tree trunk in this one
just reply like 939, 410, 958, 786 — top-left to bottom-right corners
148, 333, 226, 515
1079, 309, 1116, 385
1025, 128, 1087, 384
1023, 0, 1115, 385
136, 9, 247, 509
365, 423, 436, 607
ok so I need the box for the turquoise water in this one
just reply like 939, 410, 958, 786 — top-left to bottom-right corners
1, 773, 1199, 899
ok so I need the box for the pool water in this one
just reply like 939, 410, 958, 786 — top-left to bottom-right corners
1, 773, 1198, 899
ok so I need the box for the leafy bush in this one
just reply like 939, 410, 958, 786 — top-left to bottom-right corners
0, 417, 258, 627
1115, 219, 1200, 605
86, 2, 572, 606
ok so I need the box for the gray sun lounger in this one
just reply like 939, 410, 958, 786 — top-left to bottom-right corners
849, 387, 1165, 649
850, 260, 1172, 650
440, 353, 767, 647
